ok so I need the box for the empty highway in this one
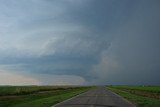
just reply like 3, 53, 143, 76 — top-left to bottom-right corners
53, 87, 135, 107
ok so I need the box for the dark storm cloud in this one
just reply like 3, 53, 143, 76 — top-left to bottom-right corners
90, 0, 160, 85
0, 0, 160, 85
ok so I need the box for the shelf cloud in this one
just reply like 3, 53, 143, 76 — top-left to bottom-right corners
0, 0, 160, 85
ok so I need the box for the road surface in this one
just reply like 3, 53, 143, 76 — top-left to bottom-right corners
53, 87, 135, 107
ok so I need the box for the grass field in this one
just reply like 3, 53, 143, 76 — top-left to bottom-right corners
0, 86, 92, 107
108, 86, 160, 107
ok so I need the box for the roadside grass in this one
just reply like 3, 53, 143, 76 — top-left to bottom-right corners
109, 86, 160, 99
14, 89, 87, 107
110, 86, 160, 93
0, 86, 92, 107
108, 86, 160, 107
0, 86, 74, 96
0, 90, 65, 107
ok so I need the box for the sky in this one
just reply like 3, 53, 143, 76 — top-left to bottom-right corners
0, 0, 160, 85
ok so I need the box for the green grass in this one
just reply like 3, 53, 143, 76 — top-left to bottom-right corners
14, 88, 88, 107
0, 86, 92, 107
109, 86, 160, 93
108, 86, 160, 107
0, 86, 74, 95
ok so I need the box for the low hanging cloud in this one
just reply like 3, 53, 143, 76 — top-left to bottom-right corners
0, 0, 160, 85
0, 70, 86, 85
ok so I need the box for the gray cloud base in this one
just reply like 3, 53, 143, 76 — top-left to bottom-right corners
0, 0, 160, 85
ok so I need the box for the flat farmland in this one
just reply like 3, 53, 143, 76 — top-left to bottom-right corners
0, 86, 92, 107
108, 86, 160, 107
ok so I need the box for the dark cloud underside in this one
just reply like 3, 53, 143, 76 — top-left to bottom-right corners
0, 0, 160, 85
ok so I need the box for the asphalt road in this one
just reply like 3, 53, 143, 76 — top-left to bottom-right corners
53, 87, 135, 107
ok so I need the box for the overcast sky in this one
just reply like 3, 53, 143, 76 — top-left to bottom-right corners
0, 0, 160, 85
